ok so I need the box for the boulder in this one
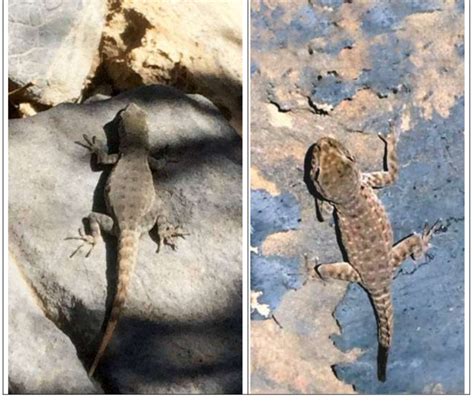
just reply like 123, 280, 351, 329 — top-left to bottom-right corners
9, 85, 242, 393
9, 0, 106, 105
9, 256, 100, 394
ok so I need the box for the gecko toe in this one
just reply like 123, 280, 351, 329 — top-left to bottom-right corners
65, 230, 98, 258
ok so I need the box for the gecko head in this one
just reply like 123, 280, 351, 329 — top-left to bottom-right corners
118, 103, 151, 151
310, 137, 360, 204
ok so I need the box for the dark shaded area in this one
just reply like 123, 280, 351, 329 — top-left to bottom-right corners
55, 302, 242, 394
99, 316, 242, 394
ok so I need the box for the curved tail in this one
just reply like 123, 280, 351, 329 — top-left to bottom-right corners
88, 230, 140, 377
371, 288, 393, 382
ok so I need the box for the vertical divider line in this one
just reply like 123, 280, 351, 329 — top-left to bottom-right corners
242, 0, 250, 395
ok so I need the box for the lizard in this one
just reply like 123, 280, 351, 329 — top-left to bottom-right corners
67, 103, 188, 377
305, 121, 440, 382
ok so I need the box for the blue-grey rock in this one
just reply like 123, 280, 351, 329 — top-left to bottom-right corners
250, 0, 464, 394
333, 99, 464, 393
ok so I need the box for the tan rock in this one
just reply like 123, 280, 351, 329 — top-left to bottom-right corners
101, 0, 242, 133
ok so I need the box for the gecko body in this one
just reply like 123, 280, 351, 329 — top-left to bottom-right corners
307, 126, 438, 381
68, 103, 187, 376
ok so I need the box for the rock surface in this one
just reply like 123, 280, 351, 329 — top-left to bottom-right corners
9, 1, 242, 135
100, 0, 242, 133
250, 0, 464, 394
9, 256, 100, 394
9, 85, 242, 394
9, 0, 106, 104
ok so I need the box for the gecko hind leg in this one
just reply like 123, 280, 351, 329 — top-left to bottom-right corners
66, 212, 114, 258
155, 216, 189, 253
317, 261, 361, 283
390, 220, 442, 273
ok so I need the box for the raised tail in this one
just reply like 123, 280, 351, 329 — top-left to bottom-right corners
88, 229, 140, 377
371, 288, 394, 382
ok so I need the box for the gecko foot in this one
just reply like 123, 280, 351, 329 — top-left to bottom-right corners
75, 134, 105, 155
157, 224, 189, 253
378, 113, 403, 147
65, 228, 98, 258
413, 219, 443, 260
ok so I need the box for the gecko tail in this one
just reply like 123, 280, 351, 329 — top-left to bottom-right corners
371, 288, 393, 383
88, 308, 120, 377
88, 230, 139, 377
377, 344, 389, 382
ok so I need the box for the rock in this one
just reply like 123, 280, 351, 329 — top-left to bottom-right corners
332, 99, 464, 393
8, 0, 106, 105
9, 85, 242, 393
100, 0, 242, 133
8, 256, 100, 394
250, 0, 464, 394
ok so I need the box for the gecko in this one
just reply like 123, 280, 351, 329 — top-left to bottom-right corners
67, 103, 188, 376
305, 122, 440, 382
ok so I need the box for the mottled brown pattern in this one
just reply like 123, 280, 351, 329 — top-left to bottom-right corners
308, 126, 437, 382
68, 104, 187, 376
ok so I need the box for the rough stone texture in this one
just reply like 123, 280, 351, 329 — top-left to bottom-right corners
9, 0, 106, 104
99, 0, 242, 134
251, 282, 358, 394
9, 256, 100, 394
250, 0, 463, 394
8, 0, 242, 136
9, 85, 242, 394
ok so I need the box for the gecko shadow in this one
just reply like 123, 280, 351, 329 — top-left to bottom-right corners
100, 314, 243, 394
57, 299, 242, 394
303, 143, 349, 261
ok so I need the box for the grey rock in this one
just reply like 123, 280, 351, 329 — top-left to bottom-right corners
8, 257, 100, 394
9, 0, 106, 104
9, 85, 242, 394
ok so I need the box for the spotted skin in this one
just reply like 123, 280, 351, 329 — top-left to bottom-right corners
67, 103, 187, 376
307, 125, 438, 382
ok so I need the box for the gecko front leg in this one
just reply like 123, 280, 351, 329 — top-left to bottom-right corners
362, 122, 400, 189
316, 198, 334, 221
77, 134, 119, 165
